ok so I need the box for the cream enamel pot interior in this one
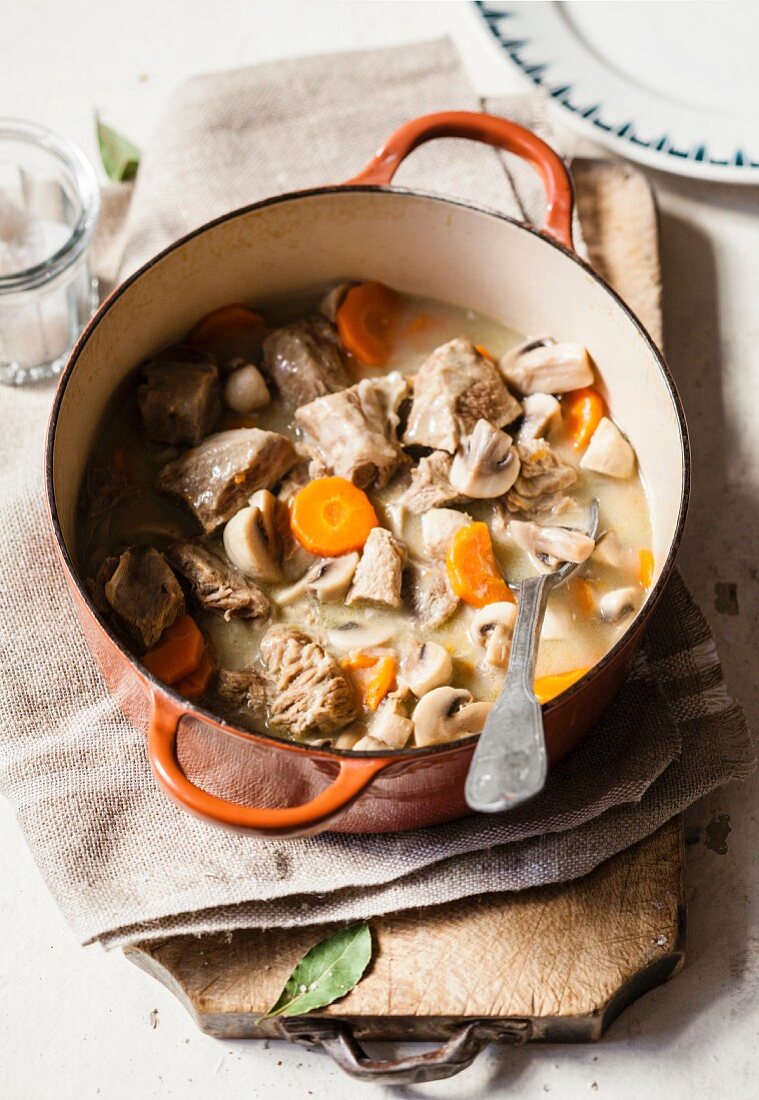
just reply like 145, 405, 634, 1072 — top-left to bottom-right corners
46, 113, 689, 837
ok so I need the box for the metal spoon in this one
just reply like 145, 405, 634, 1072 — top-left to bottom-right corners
465, 499, 600, 814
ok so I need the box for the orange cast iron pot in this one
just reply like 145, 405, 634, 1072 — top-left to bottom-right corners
46, 112, 689, 838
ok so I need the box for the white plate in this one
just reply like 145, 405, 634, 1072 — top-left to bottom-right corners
473, 0, 759, 183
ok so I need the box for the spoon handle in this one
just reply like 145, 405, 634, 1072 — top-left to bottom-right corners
465, 574, 551, 814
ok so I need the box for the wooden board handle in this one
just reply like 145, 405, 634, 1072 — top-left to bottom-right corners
279, 1018, 532, 1084
343, 110, 575, 250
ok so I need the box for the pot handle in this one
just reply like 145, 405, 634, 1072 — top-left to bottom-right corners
147, 694, 391, 837
343, 110, 574, 250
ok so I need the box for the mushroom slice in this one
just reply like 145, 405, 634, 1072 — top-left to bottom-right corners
223, 493, 283, 583
327, 619, 395, 654
449, 419, 521, 499
421, 507, 472, 560
510, 519, 595, 574
470, 601, 518, 669
354, 695, 414, 751
273, 574, 310, 607
580, 417, 636, 479
413, 686, 492, 747
400, 640, 453, 697
319, 282, 354, 323
248, 488, 283, 543
517, 392, 561, 443
500, 338, 593, 395
599, 586, 640, 624
305, 552, 360, 602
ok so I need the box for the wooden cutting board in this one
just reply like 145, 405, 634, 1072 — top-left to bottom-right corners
126, 160, 683, 1081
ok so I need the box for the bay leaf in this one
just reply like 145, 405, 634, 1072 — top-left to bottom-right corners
264, 922, 372, 1018
96, 119, 141, 182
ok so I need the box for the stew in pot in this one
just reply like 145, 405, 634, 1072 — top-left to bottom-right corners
77, 283, 652, 751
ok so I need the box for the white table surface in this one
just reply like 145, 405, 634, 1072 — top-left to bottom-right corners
2, 2, 757, 1097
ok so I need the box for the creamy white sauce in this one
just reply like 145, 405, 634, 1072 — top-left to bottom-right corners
80, 288, 652, 744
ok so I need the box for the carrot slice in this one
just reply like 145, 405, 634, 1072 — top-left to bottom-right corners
404, 314, 433, 336
638, 547, 655, 588
342, 652, 397, 712
188, 305, 266, 362
142, 615, 204, 685
446, 522, 515, 608
174, 649, 214, 700
336, 282, 401, 366
564, 387, 606, 451
568, 577, 596, 617
342, 651, 380, 671
290, 476, 379, 556
534, 668, 589, 704
364, 656, 397, 712
473, 344, 494, 362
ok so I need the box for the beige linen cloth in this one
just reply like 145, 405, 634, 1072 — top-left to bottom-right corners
0, 40, 753, 950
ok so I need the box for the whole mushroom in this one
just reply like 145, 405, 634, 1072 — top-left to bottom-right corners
413, 686, 492, 747
449, 419, 521, 499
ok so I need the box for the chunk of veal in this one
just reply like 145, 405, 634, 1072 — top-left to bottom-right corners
211, 667, 267, 727
166, 540, 270, 621
260, 626, 358, 737
421, 507, 472, 559
505, 439, 578, 516
137, 348, 222, 446
580, 417, 636, 479
101, 546, 185, 651
499, 338, 594, 395
263, 317, 350, 407
156, 428, 297, 533
296, 371, 409, 489
403, 339, 522, 453
347, 528, 404, 608
398, 451, 460, 514
406, 561, 459, 629
592, 529, 635, 571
